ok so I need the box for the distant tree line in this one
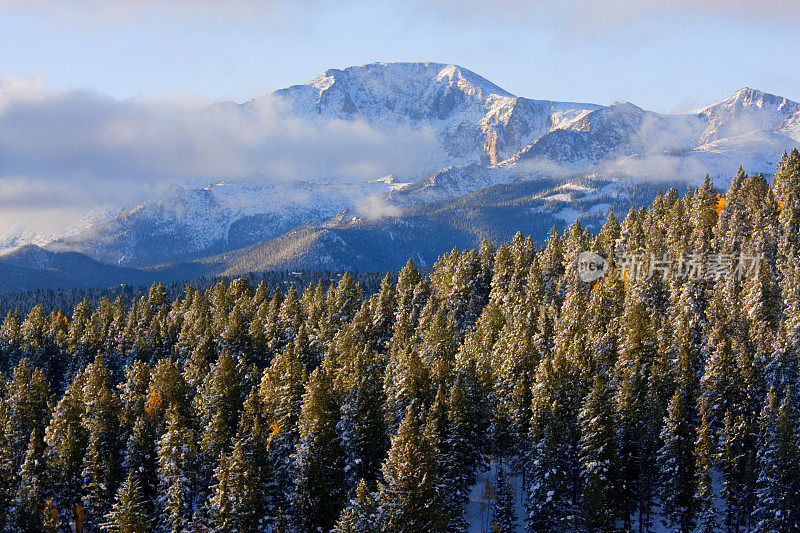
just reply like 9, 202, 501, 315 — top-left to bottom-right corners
0, 270, 390, 318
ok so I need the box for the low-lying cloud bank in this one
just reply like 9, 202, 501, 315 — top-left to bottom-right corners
0, 76, 444, 208
4, 0, 799, 21
0, 75, 449, 243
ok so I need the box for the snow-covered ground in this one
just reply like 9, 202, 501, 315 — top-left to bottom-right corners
465, 461, 725, 533
465, 462, 526, 533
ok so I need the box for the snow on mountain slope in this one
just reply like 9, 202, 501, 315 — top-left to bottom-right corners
46, 179, 400, 267
0, 208, 115, 254
508, 102, 690, 166
381, 86, 800, 208
697, 87, 800, 144
386, 164, 517, 206
498, 88, 799, 185
259, 62, 600, 165
18, 64, 800, 274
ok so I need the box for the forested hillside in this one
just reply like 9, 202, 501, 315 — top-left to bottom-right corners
2, 150, 800, 532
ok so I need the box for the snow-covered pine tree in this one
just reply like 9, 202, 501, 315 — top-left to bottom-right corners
258, 341, 305, 517
614, 291, 659, 530
43, 368, 89, 529
5, 359, 49, 454
492, 465, 516, 533
719, 406, 758, 532
336, 344, 388, 487
440, 371, 486, 531
751, 388, 800, 532
80, 353, 123, 529
207, 386, 270, 532
155, 404, 197, 533
578, 375, 620, 530
10, 429, 46, 531
101, 472, 150, 533
378, 407, 445, 533
694, 398, 718, 533
195, 349, 243, 491
333, 479, 379, 533
292, 365, 346, 532
657, 390, 698, 532
527, 351, 581, 531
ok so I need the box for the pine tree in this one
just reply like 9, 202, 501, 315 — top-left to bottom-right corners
10, 429, 46, 532
337, 345, 388, 486
80, 353, 123, 528
718, 401, 759, 532
333, 479, 379, 533
492, 465, 516, 533
490, 304, 537, 457
207, 453, 232, 532
383, 326, 431, 430
195, 350, 243, 488
438, 371, 485, 531
378, 408, 445, 533
694, 399, 717, 533
369, 273, 398, 352
44, 369, 89, 529
207, 387, 269, 532
258, 342, 305, 516
578, 375, 620, 531
657, 390, 697, 532
3, 358, 50, 470
156, 404, 197, 533
417, 298, 458, 390
124, 416, 157, 511
292, 366, 346, 532
278, 285, 303, 349
527, 351, 581, 531
101, 473, 151, 533
701, 286, 742, 432
0, 309, 22, 374
751, 389, 800, 532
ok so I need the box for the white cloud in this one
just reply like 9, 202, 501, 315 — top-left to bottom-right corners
4, 0, 798, 27
0, 78, 443, 182
0, 77, 444, 237
0, 76, 47, 112
357, 194, 403, 220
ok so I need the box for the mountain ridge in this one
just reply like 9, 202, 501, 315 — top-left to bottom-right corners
4, 62, 800, 288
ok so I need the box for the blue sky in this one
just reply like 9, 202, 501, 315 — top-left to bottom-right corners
1, 0, 799, 112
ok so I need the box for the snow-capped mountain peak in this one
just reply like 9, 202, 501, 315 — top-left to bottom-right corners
266, 62, 599, 165
697, 87, 800, 144
433, 63, 513, 99
287, 62, 511, 121
723, 87, 794, 109
17, 65, 800, 272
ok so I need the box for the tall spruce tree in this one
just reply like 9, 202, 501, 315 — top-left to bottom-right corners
333, 479, 379, 533
492, 465, 516, 533
751, 389, 800, 532
101, 473, 151, 533
156, 404, 197, 533
657, 390, 698, 532
578, 375, 620, 531
378, 408, 445, 533
694, 399, 718, 533
292, 366, 346, 532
